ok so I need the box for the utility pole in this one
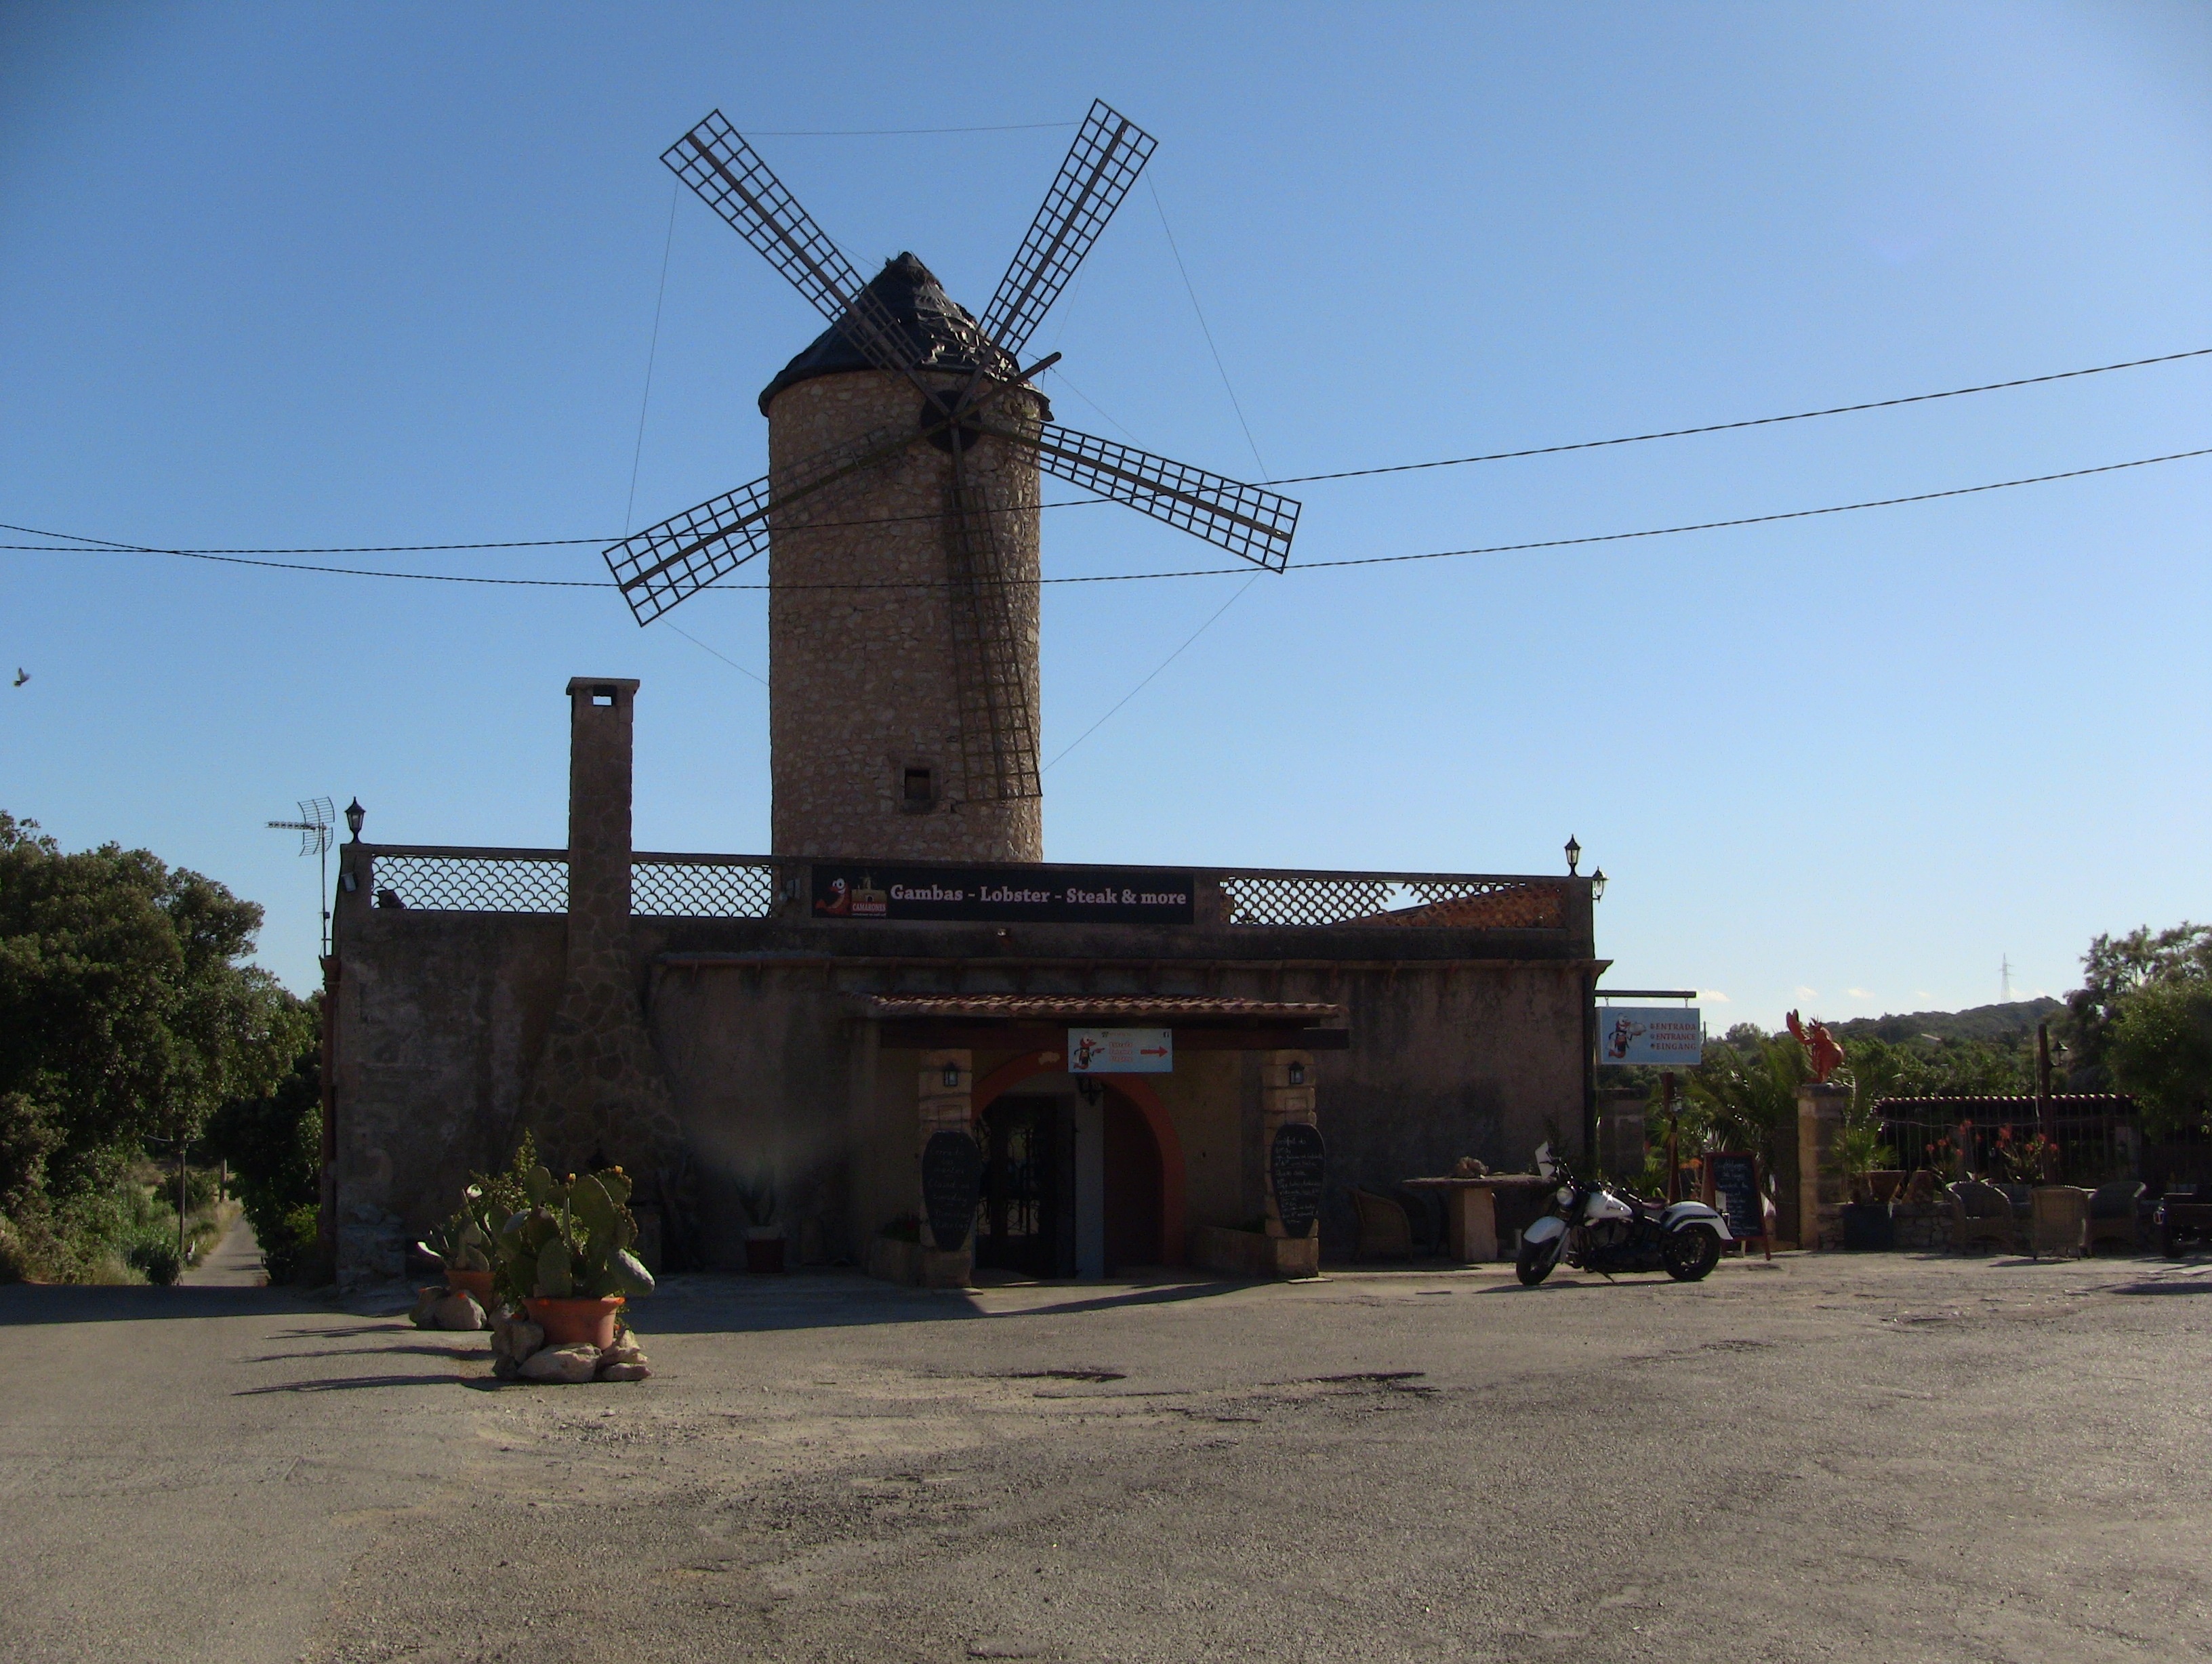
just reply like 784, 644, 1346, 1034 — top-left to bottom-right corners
177, 1133, 188, 1267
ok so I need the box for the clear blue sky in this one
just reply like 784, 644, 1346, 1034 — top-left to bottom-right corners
3, 3, 2207, 1028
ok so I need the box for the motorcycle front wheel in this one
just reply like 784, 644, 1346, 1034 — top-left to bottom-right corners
1662, 1226, 1721, 1282
1515, 1237, 1558, 1286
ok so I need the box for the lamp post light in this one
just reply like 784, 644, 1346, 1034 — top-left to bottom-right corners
1564, 835, 1581, 876
1590, 867, 1607, 901
344, 798, 365, 841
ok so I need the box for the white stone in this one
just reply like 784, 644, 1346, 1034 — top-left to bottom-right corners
518, 1344, 601, 1384
597, 1361, 651, 1382
430, 1291, 487, 1331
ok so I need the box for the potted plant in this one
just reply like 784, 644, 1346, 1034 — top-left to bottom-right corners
490, 1164, 655, 1348
1830, 1120, 1898, 1250
735, 1164, 784, 1273
415, 1194, 497, 1308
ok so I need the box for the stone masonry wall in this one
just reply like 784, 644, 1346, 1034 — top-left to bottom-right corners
766, 370, 1044, 862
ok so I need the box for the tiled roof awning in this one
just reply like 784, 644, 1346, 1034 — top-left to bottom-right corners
864, 994, 1345, 1023
864, 993, 1349, 1051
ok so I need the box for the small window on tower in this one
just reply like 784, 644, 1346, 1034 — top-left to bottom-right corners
901, 766, 936, 811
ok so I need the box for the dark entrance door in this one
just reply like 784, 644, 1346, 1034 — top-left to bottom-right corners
1103, 1091, 1164, 1271
975, 1096, 1074, 1276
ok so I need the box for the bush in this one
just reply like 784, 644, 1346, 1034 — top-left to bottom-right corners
127, 1235, 181, 1285
260, 1203, 321, 1285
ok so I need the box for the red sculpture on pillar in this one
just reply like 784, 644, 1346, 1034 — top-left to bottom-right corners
1786, 1010, 1845, 1084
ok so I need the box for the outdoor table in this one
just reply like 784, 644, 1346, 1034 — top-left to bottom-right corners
1403, 1175, 1558, 1262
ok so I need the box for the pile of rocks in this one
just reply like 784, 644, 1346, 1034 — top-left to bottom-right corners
490, 1308, 651, 1384
409, 1285, 489, 1330
404, 1285, 653, 1384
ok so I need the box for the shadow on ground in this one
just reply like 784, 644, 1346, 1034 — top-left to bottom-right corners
0, 1284, 327, 1327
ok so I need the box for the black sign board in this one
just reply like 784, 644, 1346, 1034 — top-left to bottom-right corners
1707, 1151, 1765, 1242
813, 865, 1195, 925
1269, 1122, 1326, 1239
921, 1129, 983, 1253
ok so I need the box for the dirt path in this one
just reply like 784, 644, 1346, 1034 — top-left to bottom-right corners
180, 1213, 264, 1287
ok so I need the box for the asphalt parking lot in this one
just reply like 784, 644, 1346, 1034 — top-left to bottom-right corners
2, 1250, 2205, 1663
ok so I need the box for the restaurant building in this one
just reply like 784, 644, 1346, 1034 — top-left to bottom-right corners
325, 678, 1603, 1284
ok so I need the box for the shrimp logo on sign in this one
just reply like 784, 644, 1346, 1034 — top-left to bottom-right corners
1070, 1034, 1105, 1071
1605, 1015, 1645, 1062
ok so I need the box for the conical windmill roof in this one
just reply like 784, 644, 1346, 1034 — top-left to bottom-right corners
758, 252, 1008, 416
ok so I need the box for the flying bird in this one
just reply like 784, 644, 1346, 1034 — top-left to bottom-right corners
11, 669, 25, 687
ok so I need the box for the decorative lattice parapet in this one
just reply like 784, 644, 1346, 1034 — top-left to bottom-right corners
350, 851, 1575, 932
1214, 871, 1570, 930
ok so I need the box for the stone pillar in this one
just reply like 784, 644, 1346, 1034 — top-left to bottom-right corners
1797, 1083, 1850, 1251
916, 1049, 975, 1287
1261, 1050, 1321, 1276
522, 679, 684, 1230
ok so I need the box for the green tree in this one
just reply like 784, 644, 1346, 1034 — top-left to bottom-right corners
1684, 1031, 1808, 1176
2106, 980, 2212, 1139
2064, 923, 2212, 1089
0, 812, 302, 1279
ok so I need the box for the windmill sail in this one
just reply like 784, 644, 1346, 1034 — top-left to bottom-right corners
667, 114, 1005, 387
987, 422, 1300, 570
605, 423, 914, 624
981, 101, 1158, 358
942, 476, 1042, 802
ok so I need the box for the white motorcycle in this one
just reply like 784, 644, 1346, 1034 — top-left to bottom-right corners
1516, 1142, 1731, 1286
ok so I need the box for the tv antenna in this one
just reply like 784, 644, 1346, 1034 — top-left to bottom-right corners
268, 797, 336, 956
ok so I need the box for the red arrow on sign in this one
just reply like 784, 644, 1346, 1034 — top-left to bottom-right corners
1140, 1047, 1167, 1056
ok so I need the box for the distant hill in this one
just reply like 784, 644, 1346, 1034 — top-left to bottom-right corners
1828, 997, 2064, 1047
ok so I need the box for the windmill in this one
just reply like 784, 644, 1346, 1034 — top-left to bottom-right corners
605, 102, 1300, 862
266, 796, 336, 956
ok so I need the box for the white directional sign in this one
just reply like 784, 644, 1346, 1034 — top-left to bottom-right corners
1067, 1028, 1173, 1073
1599, 1007, 1704, 1067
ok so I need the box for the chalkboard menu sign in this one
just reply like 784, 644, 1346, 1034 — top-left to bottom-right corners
1707, 1151, 1765, 1243
1269, 1122, 1326, 1239
922, 1129, 983, 1253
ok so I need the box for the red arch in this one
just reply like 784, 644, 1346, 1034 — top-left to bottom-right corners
974, 1050, 1185, 1266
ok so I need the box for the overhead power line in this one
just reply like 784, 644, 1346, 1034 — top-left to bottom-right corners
1263, 346, 2212, 484
4, 345, 2199, 560
7, 442, 2205, 591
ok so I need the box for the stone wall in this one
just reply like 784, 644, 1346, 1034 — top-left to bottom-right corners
766, 370, 1044, 862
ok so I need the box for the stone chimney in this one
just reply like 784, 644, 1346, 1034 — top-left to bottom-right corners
564, 677, 639, 952
521, 677, 682, 1204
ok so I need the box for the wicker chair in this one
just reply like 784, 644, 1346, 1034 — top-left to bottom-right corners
2029, 1186, 2091, 1258
1951, 1180, 2022, 1253
1351, 1188, 1416, 1260
2085, 1181, 2146, 1253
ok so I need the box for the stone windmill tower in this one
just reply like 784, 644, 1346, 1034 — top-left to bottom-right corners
606, 104, 1301, 863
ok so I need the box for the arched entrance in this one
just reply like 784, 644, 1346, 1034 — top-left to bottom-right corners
975, 1057, 1184, 1268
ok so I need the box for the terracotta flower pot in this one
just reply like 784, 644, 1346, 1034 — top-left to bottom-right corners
445, 1268, 495, 1307
525, 1295, 625, 1349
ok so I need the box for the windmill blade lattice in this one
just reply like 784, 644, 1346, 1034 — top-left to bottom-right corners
942, 476, 1042, 802
666, 113, 1005, 386
605, 422, 914, 623
980, 101, 1158, 358
991, 423, 1300, 570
